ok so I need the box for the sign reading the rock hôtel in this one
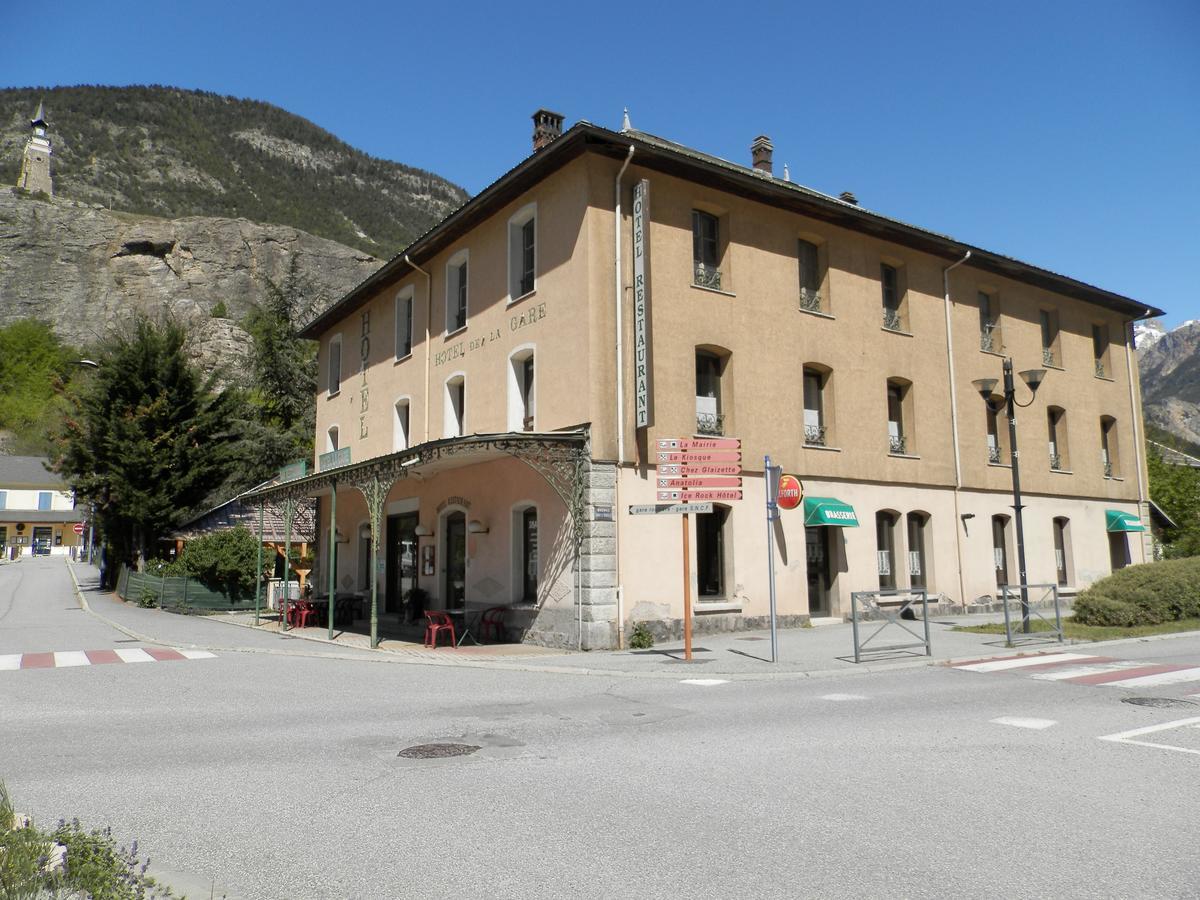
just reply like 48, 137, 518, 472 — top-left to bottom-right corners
633, 179, 652, 428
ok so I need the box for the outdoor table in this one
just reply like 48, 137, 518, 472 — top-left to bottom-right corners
444, 607, 478, 646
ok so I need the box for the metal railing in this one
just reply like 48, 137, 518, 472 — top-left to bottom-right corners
800, 288, 822, 313
696, 412, 725, 436
1103, 459, 1113, 478
850, 588, 931, 663
1042, 347, 1056, 366
1000, 583, 1064, 645
1095, 359, 1106, 378
693, 263, 722, 291
804, 423, 826, 446
882, 309, 903, 332
988, 445, 1002, 464
889, 434, 907, 454
1049, 452, 1063, 471
980, 323, 998, 352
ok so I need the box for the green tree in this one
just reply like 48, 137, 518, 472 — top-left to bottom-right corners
1147, 444, 1200, 557
53, 316, 238, 580
168, 525, 260, 597
0, 320, 79, 454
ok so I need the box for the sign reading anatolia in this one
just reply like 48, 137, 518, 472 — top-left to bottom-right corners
633, 180, 652, 428
655, 438, 743, 502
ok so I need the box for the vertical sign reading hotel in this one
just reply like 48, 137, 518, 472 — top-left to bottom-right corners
633, 179, 652, 428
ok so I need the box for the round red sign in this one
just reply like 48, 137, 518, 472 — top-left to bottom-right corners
72, 523, 86, 535
777, 474, 803, 510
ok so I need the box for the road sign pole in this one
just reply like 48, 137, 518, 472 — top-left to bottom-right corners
765, 456, 780, 664
682, 512, 693, 662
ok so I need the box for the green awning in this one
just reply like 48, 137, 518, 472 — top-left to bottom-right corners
803, 497, 859, 527
1105, 509, 1146, 532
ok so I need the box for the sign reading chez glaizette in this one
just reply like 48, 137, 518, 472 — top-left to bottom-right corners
633, 179, 652, 428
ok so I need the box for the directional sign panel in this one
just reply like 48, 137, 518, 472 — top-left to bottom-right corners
657, 477, 742, 489
658, 463, 742, 477
657, 451, 741, 464
657, 438, 741, 451
628, 503, 714, 516
657, 490, 744, 502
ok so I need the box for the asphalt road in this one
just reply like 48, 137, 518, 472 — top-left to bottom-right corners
2, 557, 1199, 899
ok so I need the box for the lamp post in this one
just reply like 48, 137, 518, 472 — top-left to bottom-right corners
973, 359, 1046, 634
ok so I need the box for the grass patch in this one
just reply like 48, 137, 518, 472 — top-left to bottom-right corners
954, 617, 1200, 642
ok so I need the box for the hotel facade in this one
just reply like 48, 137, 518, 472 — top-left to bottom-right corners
251, 112, 1161, 649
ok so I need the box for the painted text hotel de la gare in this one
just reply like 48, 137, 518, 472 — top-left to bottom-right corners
251, 110, 1161, 649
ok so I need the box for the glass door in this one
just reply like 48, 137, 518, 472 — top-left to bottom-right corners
444, 512, 466, 607
805, 526, 830, 615
386, 513, 418, 615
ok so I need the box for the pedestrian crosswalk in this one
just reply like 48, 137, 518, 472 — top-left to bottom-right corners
950, 651, 1200, 691
0, 647, 215, 671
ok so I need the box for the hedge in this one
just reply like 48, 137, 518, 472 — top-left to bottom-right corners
1073, 557, 1200, 626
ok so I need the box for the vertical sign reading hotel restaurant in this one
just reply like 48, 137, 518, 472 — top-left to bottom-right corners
633, 179, 652, 428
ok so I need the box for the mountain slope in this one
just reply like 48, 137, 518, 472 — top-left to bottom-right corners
1139, 321, 1200, 448
0, 85, 468, 258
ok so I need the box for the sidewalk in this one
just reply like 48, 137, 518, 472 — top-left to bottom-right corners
70, 559, 1098, 678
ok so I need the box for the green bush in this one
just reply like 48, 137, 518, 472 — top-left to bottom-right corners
629, 622, 654, 650
1074, 558, 1200, 626
171, 525, 260, 598
137, 585, 159, 608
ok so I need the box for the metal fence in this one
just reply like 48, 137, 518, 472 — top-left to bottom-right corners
849, 588, 931, 663
999, 583, 1063, 646
115, 565, 257, 612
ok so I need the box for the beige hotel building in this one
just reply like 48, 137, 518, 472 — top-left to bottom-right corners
253, 111, 1162, 649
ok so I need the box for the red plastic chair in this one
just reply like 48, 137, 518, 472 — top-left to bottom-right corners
294, 601, 318, 629
481, 607, 508, 643
424, 611, 457, 649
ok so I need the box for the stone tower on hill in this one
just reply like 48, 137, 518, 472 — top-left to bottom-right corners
17, 101, 53, 196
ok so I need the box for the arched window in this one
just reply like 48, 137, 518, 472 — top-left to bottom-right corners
886, 378, 913, 455
445, 374, 466, 438
326, 426, 339, 453
1100, 416, 1120, 477
876, 510, 899, 590
906, 512, 930, 590
695, 346, 731, 436
393, 399, 410, 451
1053, 517, 1072, 586
803, 364, 833, 447
1047, 406, 1068, 471
511, 503, 539, 603
508, 347, 535, 431
991, 515, 1011, 588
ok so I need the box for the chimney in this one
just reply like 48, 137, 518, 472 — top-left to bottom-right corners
532, 109, 565, 152
839, 191, 858, 206
751, 135, 773, 174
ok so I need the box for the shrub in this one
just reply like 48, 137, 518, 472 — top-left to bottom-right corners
211, 300, 228, 319
172, 525, 260, 598
629, 622, 654, 650
1074, 557, 1200, 626
137, 585, 159, 608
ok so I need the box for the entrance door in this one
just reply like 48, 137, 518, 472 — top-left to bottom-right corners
1108, 532, 1130, 572
386, 513, 418, 615
32, 526, 52, 556
805, 526, 830, 616
444, 512, 466, 607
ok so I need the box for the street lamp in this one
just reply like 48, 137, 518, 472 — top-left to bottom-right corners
973, 358, 1046, 634
71, 360, 101, 566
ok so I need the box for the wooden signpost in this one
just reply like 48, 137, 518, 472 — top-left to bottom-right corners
649, 438, 744, 661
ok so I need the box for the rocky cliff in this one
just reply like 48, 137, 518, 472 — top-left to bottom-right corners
0, 189, 382, 374
1139, 320, 1200, 448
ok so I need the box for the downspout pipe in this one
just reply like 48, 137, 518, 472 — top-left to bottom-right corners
1125, 314, 1150, 559
613, 144, 634, 650
405, 254, 432, 445
942, 249, 971, 611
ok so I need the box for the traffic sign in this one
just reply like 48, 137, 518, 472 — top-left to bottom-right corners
657, 490, 743, 502
658, 463, 741, 477
657, 477, 742, 489
657, 438, 741, 451
72, 523, 85, 535
656, 451, 741, 464
628, 502, 714, 516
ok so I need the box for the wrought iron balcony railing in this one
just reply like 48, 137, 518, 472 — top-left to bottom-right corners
1103, 459, 1113, 478
1042, 347, 1056, 366
696, 412, 725, 436
1049, 452, 1063, 471
804, 423, 826, 446
988, 446, 1002, 464
800, 288, 822, 313
889, 434, 907, 454
882, 309, 903, 332
980, 323, 997, 352
1095, 359, 1106, 378
693, 263, 722, 291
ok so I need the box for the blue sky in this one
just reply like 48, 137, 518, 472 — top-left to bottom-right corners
2, 0, 1196, 325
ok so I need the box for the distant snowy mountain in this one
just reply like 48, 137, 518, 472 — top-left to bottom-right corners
1134, 319, 1167, 350
1139, 319, 1200, 448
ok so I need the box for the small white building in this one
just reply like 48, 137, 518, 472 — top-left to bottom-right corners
0, 456, 84, 558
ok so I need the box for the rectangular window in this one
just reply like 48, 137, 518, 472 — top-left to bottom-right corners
1092, 324, 1110, 377
447, 255, 468, 332
986, 404, 1003, 464
876, 512, 897, 590
979, 291, 999, 352
1100, 417, 1119, 477
394, 400, 410, 451
992, 516, 1009, 588
520, 219, 536, 296
887, 382, 906, 454
508, 207, 537, 299
521, 356, 535, 431
395, 292, 413, 359
692, 210, 721, 290
803, 368, 825, 446
1047, 407, 1067, 470
0, 490, 6, 510
1053, 518, 1070, 586
907, 513, 928, 590
697, 506, 729, 598
1040, 310, 1059, 366
695, 351, 723, 436
38, 491, 51, 511
328, 335, 342, 395
798, 239, 822, 312
446, 378, 466, 438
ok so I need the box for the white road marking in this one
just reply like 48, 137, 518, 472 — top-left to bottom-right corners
114, 648, 155, 663
958, 653, 1097, 673
53, 651, 91, 668
1030, 661, 1148, 681
178, 649, 216, 660
820, 693, 868, 701
1099, 716, 1200, 757
680, 679, 728, 686
0, 655, 21, 671
990, 716, 1058, 730
1099, 667, 1200, 688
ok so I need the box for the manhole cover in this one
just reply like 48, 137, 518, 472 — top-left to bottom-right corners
1122, 697, 1197, 709
398, 742, 480, 759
